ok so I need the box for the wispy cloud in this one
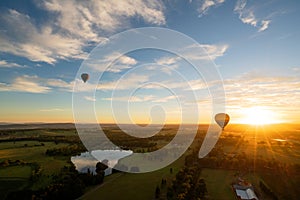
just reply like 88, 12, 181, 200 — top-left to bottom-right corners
0, 9, 86, 64
185, 79, 208, 91
102, 94, 177, 103
97, 74, 149, 91
42, 0, 165, 35
0, 1, 166, 64
292, 67, 300, 72
181, 44, 228, 61
258, 20, 271, 32
103, 95, 155, 102
40, 108, 64, 112
155, 56, 181, 66
0, 75, 51, 93
223, 72, 300, 115
84, 96, 96, 102
87, 52, 137, 73
197, 0, 225, 17
0, 75, 74, 93
234, 0, 271, 32
152, 95, 177, 103
0, 60, 26, 68
152, 56, 181, 75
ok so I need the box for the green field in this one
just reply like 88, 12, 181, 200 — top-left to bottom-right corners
81, 155, 186, 200
201, 168, 236, 200
0, 133, 75, 199
0, 141, 71, 175
0, 124, 299, 199
0, 165, 31, 178
0, 165, 32, 199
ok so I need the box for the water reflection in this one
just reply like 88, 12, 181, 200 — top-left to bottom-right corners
71, 150, 133, 176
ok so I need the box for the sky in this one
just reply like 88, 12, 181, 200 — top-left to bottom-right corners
0, 0, 299, 124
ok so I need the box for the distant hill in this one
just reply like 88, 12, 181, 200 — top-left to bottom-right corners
0, 123, 76, 130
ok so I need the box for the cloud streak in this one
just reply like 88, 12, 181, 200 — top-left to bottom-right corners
0, 75, 74, 93
0, 60, 26, 68
197, 0, 225, 17
40, 108, 64, 112
0, 75, 51, 93
223, 73, 300, 121
234, 0, 271, 32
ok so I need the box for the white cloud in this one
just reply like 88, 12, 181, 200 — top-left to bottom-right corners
42, 0, 165, 35
86, 52, 137, 73
155, 56, 181, 66
181, 44, 228, 61
258, 20, 271, 32
103, 95, 155, 102
234, 0, 271, 32
0, 60, 26, 68
40, 108, 64, 112
0, 9, 86, 64
223, 73, 300, 111
97, 74, 149, 90
118, 55, 138, 65
292, 67, 300, 72
84, 96, 96, 102
197, 0, 225, 16
106, 54, 137, 73
46, 78, 73, 91
0, 1, 166, 64
102, 94, 177, 103
0, 75, 75, 93
153, 56, 181, 75
185, 79, 208, 91
0, 75, 51, 93
153, 95, 177, 103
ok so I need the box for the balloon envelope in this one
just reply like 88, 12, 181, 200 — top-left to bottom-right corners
81, 73, 89, 83
215, 113, 230, 129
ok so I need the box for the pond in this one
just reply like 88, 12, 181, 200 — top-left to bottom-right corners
71, 150, 133, 176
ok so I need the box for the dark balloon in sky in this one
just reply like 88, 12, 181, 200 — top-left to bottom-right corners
215, 113, 230, 130
81, 73, 89, 83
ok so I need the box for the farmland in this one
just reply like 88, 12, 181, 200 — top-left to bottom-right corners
0, 123, 299, 199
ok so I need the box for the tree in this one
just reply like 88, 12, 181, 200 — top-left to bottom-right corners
96, 161, 108, 175
155, 185, 161, 199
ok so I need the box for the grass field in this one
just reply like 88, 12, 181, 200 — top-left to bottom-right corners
0, 179, 28, 200
0, 140, 72, 198
0, 141, 71, 175
0, 165, 32, 199
0, 124, 299, 199
81, 154, 186, 200
201, 168, 236, 200
0, 165, 32, 178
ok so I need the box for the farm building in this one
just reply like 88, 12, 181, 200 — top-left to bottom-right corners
233, 184, 259, 200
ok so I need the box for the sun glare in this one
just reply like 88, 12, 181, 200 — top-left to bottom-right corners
241, 106, 279, 125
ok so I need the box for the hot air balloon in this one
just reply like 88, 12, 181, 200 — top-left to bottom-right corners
215, 113, 230, 130
81, 73, 89, 83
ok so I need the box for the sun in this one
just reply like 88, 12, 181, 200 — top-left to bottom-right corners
240, 106, 279, 125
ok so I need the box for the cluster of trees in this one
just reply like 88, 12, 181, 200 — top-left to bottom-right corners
166, 167, 207, 200
29, 163, 42, 182
106, 133, 158, 152
196, 148, 299, 175
259, 181, 278, 200
0, 159, 42, 182
45, 144, 86, 156
0, 159, 28, 167
0, 131, 81, 144
104, 127, 180, 152
6, 162, 105, 200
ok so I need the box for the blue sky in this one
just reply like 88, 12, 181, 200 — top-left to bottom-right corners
0, 0, 299, 124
